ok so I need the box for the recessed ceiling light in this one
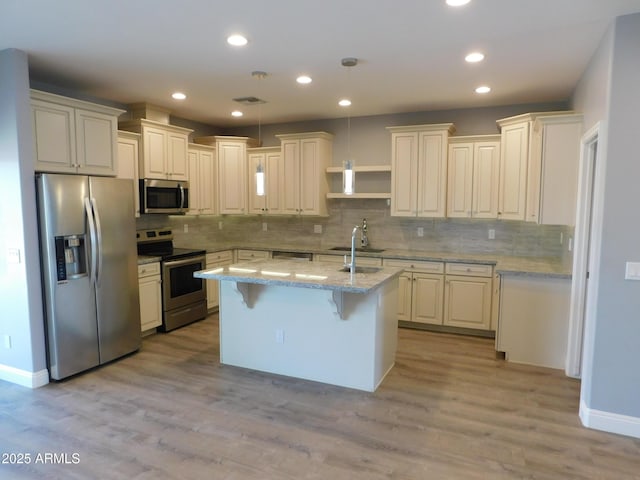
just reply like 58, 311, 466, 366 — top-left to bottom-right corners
171, 92, 186, 100
231, 110, 243, 117
475, 86, 491, 94
296, 75, 312, 84
446, 0, 471, 6
465, 52, 484, 63
338, 99, 352, 107
227, 34, 248, 46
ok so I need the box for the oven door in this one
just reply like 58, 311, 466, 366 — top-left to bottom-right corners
162, 255, 205, 311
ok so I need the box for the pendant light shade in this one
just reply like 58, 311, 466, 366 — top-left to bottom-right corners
256, 163, 265, 196
341, 57, 357, 195
343, 159, 355, 195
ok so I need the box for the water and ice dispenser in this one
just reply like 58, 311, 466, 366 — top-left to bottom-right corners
54, 235, 87, 282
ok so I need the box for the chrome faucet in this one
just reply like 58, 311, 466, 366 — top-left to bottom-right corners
350, 225, 361, 273
361, 218, 369, 248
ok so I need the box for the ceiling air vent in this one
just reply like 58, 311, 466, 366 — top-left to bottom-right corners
232, 96, 266, 105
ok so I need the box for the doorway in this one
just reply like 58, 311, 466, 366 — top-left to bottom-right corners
566, 123, 603, 378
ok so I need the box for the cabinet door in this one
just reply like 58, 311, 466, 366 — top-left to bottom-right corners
281, 140, 301, 214
167, 132, 188, 180
31, 100, 76, 173
443, 275, 492, 330
75, 109, 118, 176
265, 151, 283, 214
198, 148, 216, 215
299, 138, 322, 215
447, 142, 473, 218
390, 132, 419, 216
248, 153, 267, 214
417, 131, 448, 217
498, 122, 529, 220
412, 273, 444, 325
396, 272, 413, 321
472, 141, 500, 218
117, 134, 140, 217
142, 125, 167, 179
139, 275, 162, 331
218, 141, 247, 214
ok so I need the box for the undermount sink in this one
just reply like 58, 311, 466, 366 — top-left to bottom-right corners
329, 246, 385, 253
339, 266, 383, 274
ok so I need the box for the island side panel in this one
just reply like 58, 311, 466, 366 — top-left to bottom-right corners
373, 280, 399, 389
218, 281, 398, 391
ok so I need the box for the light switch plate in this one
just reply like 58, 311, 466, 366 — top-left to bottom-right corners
625, 262, 640, 280
262, 222, 268, 232
417, 227, 424, 237
7, 248, 21, 264
314, 224, 322, 234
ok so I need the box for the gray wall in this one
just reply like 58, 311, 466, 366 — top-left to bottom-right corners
572, 14, 640, 419
0, 49, 47, 376
221, 102, 568, 168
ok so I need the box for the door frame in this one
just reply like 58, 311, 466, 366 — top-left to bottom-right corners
566, 122, 605, 378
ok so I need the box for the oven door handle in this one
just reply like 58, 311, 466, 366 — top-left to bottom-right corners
163, 256, 205, 268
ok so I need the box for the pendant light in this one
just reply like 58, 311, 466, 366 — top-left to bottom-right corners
252, 71, 267, 197
341, 57, 357, 195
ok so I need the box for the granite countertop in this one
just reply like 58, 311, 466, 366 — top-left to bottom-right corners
194, 259, 403, 294
141, 242, 571, 279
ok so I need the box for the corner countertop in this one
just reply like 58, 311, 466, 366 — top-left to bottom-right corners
194, 259, 403, 294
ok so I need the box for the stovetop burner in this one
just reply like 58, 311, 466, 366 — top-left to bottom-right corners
137, 228, 205, 261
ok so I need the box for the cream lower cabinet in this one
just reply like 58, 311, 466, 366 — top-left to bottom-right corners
138, 262, 162, 333
187, 143, 217, 215
443, 263, 493, 330
236, 249, 270, 261
383, 259, 444, 325
206, 250, 234, 310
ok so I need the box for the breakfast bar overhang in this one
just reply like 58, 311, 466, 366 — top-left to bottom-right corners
195, 259, 402, 392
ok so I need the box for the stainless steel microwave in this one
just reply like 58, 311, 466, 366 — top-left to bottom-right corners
139, 179, 189, 214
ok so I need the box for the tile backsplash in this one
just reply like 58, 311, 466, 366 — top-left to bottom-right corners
136, 199, 574, 262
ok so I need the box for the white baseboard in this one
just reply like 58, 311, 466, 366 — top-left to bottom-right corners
580, 400, 640, 439
0, 364, 49, 388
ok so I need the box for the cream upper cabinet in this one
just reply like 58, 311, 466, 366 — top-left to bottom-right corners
528, 114, 583, 225
118, 118, 192, 181
248, 147, 283, 215
276, 132, 333, 216
116, 131, 141, 217
497, 120, 529, 220
31, 90, 124, 176
187, 143, 217, 215
387, 124, 455, 217
447, 135, 500, 218
216, 136, 250, 215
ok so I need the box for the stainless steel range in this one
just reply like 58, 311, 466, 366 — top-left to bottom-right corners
137, 228, 207, 332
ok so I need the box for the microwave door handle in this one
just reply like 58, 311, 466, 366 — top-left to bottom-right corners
178, 183, 185, 212
90, 197, 103, 287
84, 197, 98, 286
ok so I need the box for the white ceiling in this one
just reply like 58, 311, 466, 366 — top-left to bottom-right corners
3, 0, 640, 127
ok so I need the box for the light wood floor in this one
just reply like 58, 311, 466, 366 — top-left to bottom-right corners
2, 315, 639, 480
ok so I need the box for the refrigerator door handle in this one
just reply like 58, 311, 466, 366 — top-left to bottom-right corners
90, 197, 104, 287
84, 197, 98, 286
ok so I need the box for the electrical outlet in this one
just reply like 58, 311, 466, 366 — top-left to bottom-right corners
7, 248, 21, 264
314, 224, 323, 234
417, 227, 424, 237
218, 221, 223, 230
568, 237, 573, 252
183, 224, 188, 233
560, 232, 564, 244
262, 222, 268, 232
4, 335, 11, 349
275, 329, 285, 344
488, 229, 495, 240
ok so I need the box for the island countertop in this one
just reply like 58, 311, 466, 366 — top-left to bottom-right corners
194, 258, 403, 294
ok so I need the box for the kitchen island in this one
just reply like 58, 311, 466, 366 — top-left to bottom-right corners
194, 259, 402, 391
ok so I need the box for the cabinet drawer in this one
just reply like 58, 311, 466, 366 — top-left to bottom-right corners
206, 250, 234, 265
316, 254, 382, 266
236, 249, 270, 261
138, 262, 160, 278
445, 262, 493, 277
383, 258, 444, 273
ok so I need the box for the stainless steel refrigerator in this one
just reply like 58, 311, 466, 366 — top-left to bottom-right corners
36, 173, 141, 380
